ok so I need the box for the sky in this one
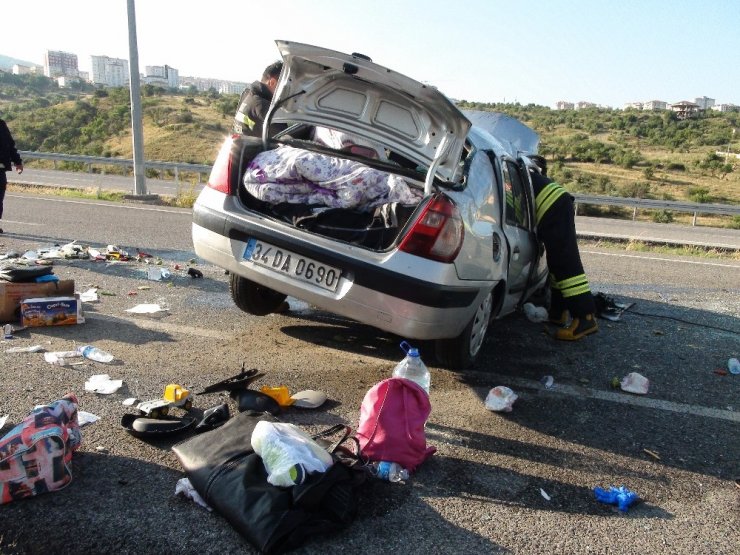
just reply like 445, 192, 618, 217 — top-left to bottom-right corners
3, 0, 739, 108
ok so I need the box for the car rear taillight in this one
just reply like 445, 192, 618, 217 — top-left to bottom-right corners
206, 137, 235, 194
399, 195, 464, 263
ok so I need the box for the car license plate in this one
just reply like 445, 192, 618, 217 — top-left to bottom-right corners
243, 239, 342, 292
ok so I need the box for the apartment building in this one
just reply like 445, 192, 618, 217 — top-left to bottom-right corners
644, 100, 667, 111
44, 50, 78, 78
144, 65, 179, 89
556, 101, 574, 110
694, 96, 715, 110
91, 55, 130, 87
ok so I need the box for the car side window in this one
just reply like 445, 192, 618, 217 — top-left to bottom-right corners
502, 160, 529, 229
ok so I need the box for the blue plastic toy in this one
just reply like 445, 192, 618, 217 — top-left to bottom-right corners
593, 486, 640, 512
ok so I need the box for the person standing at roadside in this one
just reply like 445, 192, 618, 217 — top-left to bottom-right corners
0, 117, 23, 233
528, 154, 598, 340
233, 61, 286, 137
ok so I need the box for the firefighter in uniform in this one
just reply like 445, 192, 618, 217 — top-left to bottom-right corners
233, 61, 286, 137
528, 155, 598, 340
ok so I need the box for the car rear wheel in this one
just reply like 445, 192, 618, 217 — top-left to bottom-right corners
229, 274, 287, 316
435, 291, 493, 370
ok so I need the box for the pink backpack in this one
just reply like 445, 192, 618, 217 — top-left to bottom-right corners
356, 377, 436, 472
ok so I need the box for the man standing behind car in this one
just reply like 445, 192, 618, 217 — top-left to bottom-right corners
528, 155, 598, 341
233, 61, 286, 137
0, 117, 24, 234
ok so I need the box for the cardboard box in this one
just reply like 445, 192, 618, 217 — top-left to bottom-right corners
0, 280, 76, 323
20, 294, 85, 327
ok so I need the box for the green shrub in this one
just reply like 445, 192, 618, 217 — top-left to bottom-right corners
688, 187, 712, 203
619, 181, 651, 198
666, 162, 686, 171
652, 209, 674, 223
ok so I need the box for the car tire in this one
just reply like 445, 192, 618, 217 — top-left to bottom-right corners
435, 291, 493, 370
229, 274, 287, 316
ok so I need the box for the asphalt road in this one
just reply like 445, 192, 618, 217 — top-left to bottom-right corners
0, 193, 738, 554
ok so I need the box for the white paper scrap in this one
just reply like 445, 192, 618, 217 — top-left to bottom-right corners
79, 288, 99, 302
175, 477, 212, 511
126, 303, 167, 314
77, 411, 101, 427
540, 488, 552, 501
0, 415, 8, 429
85, 374, 123, 394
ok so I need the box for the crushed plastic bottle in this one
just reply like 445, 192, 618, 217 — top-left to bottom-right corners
370, 461, 409, 483
728, 357, 740, 375
593, 485, 640, 512
77, 345, 115, 364
392, 341, 430, 394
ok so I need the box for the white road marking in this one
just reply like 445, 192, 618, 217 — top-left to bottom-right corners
581, 249, 740, 269
489, 374, 740, 423
8, 193, 191, 214
0, 219, 42, 226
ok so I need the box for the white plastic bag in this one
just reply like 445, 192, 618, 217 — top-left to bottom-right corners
485, 386, 518, 412
251, 421, 333, 487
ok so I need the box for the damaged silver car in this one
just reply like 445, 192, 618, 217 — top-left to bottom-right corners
192, 40, 548, 369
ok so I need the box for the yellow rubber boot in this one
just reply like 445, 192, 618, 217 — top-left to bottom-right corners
555, 314, 599, 341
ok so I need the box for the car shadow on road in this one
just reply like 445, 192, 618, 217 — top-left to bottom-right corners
459, 295, 740, 481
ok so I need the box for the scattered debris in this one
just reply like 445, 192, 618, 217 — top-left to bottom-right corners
643, 448, 661, 461
484, 386, 518, 412
175, 477, 212, 511
593, 485, 640, 512
540, 375, 555, 389
540, 488, 551, 501
84, 374, 123, 395
728, 357, 740, 375
523, 302, 548, 323
5, 345, 44, 354
79, 288, 99, 302
187, 268, 203, 279
620, 372, 650, 395
126, 303, 168, 314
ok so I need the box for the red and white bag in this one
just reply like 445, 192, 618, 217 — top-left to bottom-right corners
0, 394, 82, 504
356, 378, 435, 472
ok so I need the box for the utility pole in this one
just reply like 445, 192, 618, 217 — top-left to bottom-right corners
126, 0, 148, 196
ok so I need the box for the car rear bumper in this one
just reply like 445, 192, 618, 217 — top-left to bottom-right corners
192, 198, 494, 339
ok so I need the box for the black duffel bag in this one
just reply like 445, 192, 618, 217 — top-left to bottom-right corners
172, 412, 365, 554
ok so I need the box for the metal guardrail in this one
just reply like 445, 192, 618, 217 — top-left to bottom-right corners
18, 151, 740, 222
572, 193, 739, 225
20, 150, 211, 176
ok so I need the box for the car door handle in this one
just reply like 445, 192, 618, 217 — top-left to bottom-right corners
512, 246, 520, 261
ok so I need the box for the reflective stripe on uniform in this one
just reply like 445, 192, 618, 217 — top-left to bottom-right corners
554, 273, 591, 298
535, 182, 567, 223
234, 111, 256, 131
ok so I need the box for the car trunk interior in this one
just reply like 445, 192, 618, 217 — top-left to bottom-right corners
234, 137, 425, 251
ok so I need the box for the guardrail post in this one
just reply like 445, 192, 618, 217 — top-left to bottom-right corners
632, 207, 637, 220
692, 212, 697, 226
175, 167, 180, 197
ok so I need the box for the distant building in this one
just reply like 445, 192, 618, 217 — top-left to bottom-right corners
670, 101, 699, 119
144, 65, 179, 89
44, 50, 78, 78
57, 75, 85, 88
12, 64, 39, 75
624, 101, 643, 110
694, 96, 715, 110
219, 81, 246, 95
712, 103, 738, 112
575, 101, 597, 110
91, 55, 130, 87
643, 100, 667, 111
555, 101, 574, 110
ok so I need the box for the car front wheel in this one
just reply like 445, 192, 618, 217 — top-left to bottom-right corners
229, 274, 287, 316
435, 291, 493, 370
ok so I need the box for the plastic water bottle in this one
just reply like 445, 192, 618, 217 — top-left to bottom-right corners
392, 341, 430, 394
77, 345, 115, 363
371, 461, 409, 483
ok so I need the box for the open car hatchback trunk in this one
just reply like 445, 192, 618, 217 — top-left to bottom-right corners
235, 137, 427, 251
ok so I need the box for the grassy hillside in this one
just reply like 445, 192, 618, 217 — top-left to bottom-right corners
2, 72, 738, 226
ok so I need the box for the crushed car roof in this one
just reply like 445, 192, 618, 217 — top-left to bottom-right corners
269, 40, 471, 184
